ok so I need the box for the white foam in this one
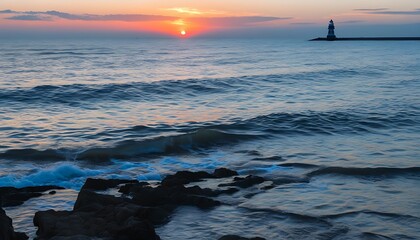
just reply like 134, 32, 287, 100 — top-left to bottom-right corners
0, 162, 104, 189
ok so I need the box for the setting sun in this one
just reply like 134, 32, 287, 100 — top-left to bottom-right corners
180, 30, 186, 36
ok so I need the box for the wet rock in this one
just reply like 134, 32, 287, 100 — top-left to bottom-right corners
213, 168, 238, 178
119, 182, 150, 195
82, 178, 139, 191
218, 175, 266, 188
34, 190, 162, 240
0, 186, 64, 207
161, 168, 239, 187
272, 176, 309, 185
218, 235, 266, 240
73, 189, 127, 211
131, 185, 221, 209
260, 184, 275, 190
161, 171, 213, 187
128, 169, 241, 209
32, 169, 262, 239
0, 207, 28, 240
74, 189, 171, 225
253, 155, 284, 161
34, 208, 160, 240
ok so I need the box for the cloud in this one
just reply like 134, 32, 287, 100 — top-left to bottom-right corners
192, 16, 291, 27
164, 7, 225, 16
6, 15, 51, 21
354, 8, 389, 12
290, 22, 316, 25
165, 7, 203, 15
0, 9, 17, 14
369, 9, 420, 15
0, 10, 176, 22
1, 9, 289, 27
338, 20, 365, 24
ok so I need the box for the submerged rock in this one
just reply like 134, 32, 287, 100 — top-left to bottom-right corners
219, 175, 266, 188
0, 207, 28, 240
119, 182, 150, 195
161, 170, 213, 187
131, 185, 221, 209
34, 209, 160, 240
82, 178, 139, 191
161, 168, 239, 187
213, 168, 238, 178
0, 186, 64, 207
218, 235, 266, 240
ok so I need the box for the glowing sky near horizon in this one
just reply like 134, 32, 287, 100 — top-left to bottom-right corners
0, 0, 419, 36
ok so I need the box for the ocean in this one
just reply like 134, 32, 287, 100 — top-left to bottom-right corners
0, 38, 419, 239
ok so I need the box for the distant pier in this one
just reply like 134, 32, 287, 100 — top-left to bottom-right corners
311, 20, 420, 41
310, 37, 420, 41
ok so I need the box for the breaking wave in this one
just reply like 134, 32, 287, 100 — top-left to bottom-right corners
0, 108, 418, 161
0, 129, 258, 161
0, 68, 381, 106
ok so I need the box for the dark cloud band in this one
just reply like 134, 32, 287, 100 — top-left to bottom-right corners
0, 10, 176, 22
0, 9, 290, 26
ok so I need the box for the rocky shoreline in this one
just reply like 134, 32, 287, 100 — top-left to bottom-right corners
1, 168, 271, 240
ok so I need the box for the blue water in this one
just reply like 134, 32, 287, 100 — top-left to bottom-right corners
0, 38, 419, 239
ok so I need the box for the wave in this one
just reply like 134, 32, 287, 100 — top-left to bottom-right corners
0, 107, 418, 161
236, 111, 416, 135
0, 129, 258, 161
142, 110, 418, 135
0, 68, 380, 106
321, 209, 420, 220
0, 149, 67, 161
0, 78, 225, 105
36, 51, 112, 56
78, 129, 257, 161
306, 166, 420, 177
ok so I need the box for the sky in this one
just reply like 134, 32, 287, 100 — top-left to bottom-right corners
0, 0, 419, 38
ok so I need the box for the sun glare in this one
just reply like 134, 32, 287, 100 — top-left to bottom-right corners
180, 30, 186, 36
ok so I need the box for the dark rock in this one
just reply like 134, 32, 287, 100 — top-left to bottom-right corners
252, 155, 284, 161
161, 171, 213, 187
160, 168, 239, 188
0, 207, 28, 240
219, 235, 266, 240
34, 190, 162, 240
131, 185, 221, 209
1, 193, 42, 207
119, 182, 149, 195
219, 187, 240, 195
32, 169, 264, 240
0, 186, 64, 207
213, 168, 238, 178
261, 184, 275, 190
82, 178, 139, 191
128, 169, 242, 209
218, 175, 266, 188
272, 177, 309, 185
74, 189, 127, 211
74, 190, 170, 225
34, 209, 160, 240
48, 191, 56, 195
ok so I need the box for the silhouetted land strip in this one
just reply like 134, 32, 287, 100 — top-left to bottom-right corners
310, 37, 420, 41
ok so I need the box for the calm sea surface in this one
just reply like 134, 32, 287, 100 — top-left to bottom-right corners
0, 38, 419, 239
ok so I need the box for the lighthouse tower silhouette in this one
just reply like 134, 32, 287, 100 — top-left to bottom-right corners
327, 19, 337, 40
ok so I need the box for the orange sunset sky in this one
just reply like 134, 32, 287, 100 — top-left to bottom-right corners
0, 0, 419, 37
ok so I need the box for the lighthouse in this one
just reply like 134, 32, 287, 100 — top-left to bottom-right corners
327, 19, 336, 40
